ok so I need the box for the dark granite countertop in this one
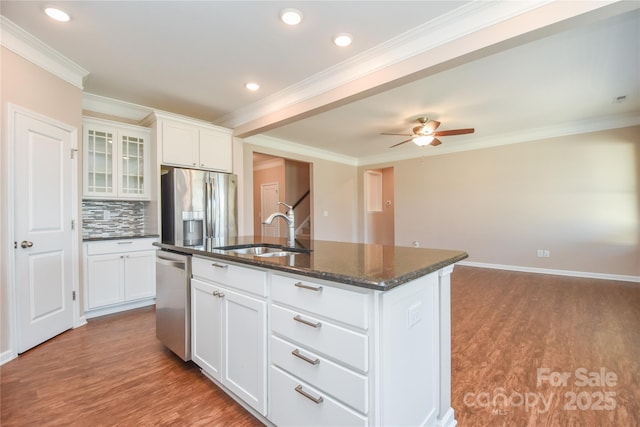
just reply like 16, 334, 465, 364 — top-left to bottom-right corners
154, 236, 468, 291
83, 234, 159, 242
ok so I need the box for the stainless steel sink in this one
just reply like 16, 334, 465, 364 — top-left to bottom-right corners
217, 245, 309, 258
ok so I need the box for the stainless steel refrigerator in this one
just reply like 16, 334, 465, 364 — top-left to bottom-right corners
161, 167, 238, 246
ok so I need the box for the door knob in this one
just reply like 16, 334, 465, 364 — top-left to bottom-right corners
21, 241, 33, 248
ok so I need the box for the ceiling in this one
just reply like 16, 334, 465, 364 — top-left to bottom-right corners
2, 1, 639, 164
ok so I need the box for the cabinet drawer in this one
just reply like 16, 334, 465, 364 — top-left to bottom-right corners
86, 238, 157, 255
270, 366, 367, 427
271, 305, 368, 373
192, 256, 267, 297
272, 274, 369, 329
271, 335, 368, 414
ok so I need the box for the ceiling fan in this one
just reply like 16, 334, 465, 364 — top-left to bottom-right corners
382, 117, 474, 148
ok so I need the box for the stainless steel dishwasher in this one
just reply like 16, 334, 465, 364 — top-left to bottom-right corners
155, 250, 191, 361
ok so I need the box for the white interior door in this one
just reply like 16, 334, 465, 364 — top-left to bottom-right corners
261, 183, 280, 237
14, 111, 75, 353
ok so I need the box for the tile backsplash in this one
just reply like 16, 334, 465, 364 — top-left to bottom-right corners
82, 200, 149, 238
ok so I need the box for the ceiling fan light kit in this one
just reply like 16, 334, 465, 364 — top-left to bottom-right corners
382, 116, 474, 148
413, 135, 434, 146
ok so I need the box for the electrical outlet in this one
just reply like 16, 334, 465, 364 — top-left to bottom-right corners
413, 241, 420, 247
103, 210, 111, 220
537, 249, 550, 258
408, 302, 422, 328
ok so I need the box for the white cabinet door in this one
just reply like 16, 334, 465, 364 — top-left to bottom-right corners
191, 278, 223, 380
222, 288, 267, 415
123, 250, 156, 301
84, 122, 118, 199
117, 128, 151, 199
87, 253, 124, 309
161, 120, 198, 167
199, 128, 232, 172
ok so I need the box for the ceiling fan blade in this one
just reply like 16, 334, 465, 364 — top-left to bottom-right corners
380, 132, 412, 136
389, 138, 413, 148
433, 128, 475, 136
430, 138, 442, 147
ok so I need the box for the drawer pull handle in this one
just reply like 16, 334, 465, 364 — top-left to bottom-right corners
212, 291, 225, 298
211, 263, 228, 269
117, 241, 133, 244
295, 385, 323, 404
292, 349, 320, 365
294, 282, 322, 292
293, 315, 321, 329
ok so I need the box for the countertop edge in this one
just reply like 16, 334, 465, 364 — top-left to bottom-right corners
154, 242, 468, 291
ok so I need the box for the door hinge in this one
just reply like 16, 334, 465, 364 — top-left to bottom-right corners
72, 291, 76, 301
71, 219, 76, 230
71, 148, 78, 159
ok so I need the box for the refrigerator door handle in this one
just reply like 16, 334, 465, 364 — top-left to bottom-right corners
212, 180, 218, 238
204, 179, 211, 239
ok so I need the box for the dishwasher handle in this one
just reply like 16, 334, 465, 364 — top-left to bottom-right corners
156, 254, 187, 270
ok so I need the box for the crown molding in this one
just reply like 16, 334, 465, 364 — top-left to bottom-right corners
217, 1, 558, 130
244, 135, 358, 167
83, 93, 153, 122
0, 16, 89, 89
357, 112, 640, 166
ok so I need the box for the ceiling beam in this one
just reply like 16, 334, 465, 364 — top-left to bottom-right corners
226, 0, 633, 139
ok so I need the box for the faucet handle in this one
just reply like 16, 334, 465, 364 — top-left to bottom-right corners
278, 201, 293, 211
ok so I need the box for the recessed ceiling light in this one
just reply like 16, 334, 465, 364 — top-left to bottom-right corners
280, 8, 303, 26
333, 33, 353, 47
44, 7, 70, 22
245, 82, 260, 91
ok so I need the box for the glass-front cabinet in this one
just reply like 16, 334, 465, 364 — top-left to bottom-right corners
83, 117, 151, 200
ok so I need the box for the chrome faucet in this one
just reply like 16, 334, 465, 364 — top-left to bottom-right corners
263, 202, 295, 247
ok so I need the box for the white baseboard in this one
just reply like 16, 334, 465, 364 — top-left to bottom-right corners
75, 316, 88, 328
84, 298, 155, 319
458, 261, 640, 283
0, 349, 16, 366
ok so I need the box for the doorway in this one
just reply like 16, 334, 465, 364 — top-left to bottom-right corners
364, 167, 395, 245
253, 153, 311, 239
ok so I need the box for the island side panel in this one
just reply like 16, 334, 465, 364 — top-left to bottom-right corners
379, 271, 440, 426
437, 265, 456, 426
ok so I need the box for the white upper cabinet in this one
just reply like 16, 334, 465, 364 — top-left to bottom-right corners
150, 112, 232, 172
83, 117, 151, 200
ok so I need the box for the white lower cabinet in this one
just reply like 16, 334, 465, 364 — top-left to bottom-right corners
190, 257, 454, 427
84, 238, 157, 317
191, 258, 267, 416
270, 365, 367, 427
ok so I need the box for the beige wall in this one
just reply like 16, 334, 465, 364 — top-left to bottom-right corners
242, 142, 358, 242
361, 126, 640, 277
1, 47, 84, 354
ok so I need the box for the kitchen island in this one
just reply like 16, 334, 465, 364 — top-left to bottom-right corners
155, 237, 467, 427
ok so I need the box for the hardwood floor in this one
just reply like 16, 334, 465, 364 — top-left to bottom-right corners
1, 266, 638, 426
0, 306, 262, 427
451, 266, 640, 427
